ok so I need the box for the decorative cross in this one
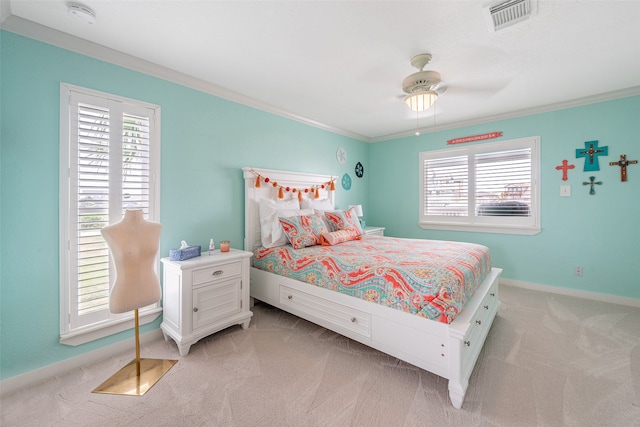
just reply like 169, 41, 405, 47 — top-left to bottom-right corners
555, 159, 575, 181
582, 176, 602, 195
576, 140, 608, 171
609, 154, 638, 182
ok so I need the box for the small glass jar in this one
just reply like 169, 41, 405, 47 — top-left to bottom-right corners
219, 240, 230, 252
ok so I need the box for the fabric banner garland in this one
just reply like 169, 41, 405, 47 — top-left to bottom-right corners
249, 168, 336, 201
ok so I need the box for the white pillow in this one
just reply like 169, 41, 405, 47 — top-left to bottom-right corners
301, 198, 336, 231
259, 198, 309, 248
301, 198, 334, 211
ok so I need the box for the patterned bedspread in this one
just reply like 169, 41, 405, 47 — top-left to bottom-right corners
252, 236, 492, 324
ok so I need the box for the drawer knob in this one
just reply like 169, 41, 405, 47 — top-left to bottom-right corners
484, 305, 489, 310
351, 317, 357, 323
464, 340, 471, 347
475, 320, 482, 325
490, 292, 495, 297
287, 295, 293, 300
193, 307, 198, 312
212, 270, 223, 276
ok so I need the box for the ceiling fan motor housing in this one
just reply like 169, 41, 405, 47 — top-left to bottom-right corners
403, 70, 442, 94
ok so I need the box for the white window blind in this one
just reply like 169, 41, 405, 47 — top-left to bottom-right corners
419, 136, 540, 235
60, 84, 161, 344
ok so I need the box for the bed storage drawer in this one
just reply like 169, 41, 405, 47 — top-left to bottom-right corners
460, 280, 499, 375
279, 285, 371, 340
481, 283, 499, 323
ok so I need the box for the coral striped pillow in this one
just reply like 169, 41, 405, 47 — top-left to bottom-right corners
320, 226, 362, 246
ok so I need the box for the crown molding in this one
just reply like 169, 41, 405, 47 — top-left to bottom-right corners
371, 86, 640, 143
1, 15, 370, 142
2, 15, 638, 144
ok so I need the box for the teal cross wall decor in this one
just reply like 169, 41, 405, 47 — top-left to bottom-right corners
576, 140, 608, 171
582, 176, 602, 195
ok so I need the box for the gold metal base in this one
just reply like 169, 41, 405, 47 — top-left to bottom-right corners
92, 358, 177, 396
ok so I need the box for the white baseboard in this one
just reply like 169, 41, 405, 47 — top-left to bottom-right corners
0, 329, 164, 396
500, 278, 640, 309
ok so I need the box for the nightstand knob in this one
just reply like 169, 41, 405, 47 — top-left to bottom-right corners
464, 340, 471, 347
212, 270, 223, 276
475, 320, 482, 325
484, 305, 489, 309
351, 317, 357, 323
287, 295, 293, 300
193, 307, 198, 312
490, 293, 495, 297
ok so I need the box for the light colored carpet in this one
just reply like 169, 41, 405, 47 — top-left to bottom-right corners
2, 284, 639, 426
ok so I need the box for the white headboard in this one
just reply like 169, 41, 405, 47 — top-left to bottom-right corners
243, 167, 336, 251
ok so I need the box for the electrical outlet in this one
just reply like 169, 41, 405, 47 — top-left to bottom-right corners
560, 185, 571, 197
574, 266, 583, 277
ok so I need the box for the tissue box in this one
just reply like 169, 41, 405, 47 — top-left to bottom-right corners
169, 245, 201, 261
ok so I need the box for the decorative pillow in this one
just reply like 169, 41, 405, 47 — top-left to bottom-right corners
278, 214, 328, 249
301, 198, 336, 231
324, 208, 363, 235
259, 198, 306, 248
320, 226, 362, 246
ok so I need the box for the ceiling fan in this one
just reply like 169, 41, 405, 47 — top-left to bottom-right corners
402, 53, 446, 112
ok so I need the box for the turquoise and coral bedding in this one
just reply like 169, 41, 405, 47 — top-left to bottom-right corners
252, 236, 492, 324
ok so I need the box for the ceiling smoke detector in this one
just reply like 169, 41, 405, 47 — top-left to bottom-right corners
484, 0, 537, 32
68, 3, 96, 25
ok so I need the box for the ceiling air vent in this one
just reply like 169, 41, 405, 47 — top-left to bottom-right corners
485, 0, 538, 32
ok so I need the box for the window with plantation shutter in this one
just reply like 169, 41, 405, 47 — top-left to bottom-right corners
60, 84, 161, 345
419, 136, 540, 235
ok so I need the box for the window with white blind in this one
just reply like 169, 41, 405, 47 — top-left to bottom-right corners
419, 136, 540, 235
59, 84, 161, 345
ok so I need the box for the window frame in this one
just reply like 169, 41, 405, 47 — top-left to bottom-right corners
59, 83, 162, 346
419, 136, 540, 235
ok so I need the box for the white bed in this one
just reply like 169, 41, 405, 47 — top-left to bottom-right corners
242, 167, 501, 409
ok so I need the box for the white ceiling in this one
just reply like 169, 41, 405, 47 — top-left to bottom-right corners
2, 0, 640, 142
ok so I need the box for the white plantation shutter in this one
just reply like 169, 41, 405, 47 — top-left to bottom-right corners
74, 102, 111, 320
61, 85, 160, 340
475, 148, 532, 216
419, 137, 539, 234
423, 155, 468, 217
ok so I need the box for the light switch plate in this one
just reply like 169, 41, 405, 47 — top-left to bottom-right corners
560, 185, 571, 197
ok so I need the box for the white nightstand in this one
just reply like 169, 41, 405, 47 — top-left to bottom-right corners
161, 249, 253, 356
363, 226, 385, 236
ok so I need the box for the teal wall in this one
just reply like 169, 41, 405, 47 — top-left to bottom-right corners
369, 96, 640, 300
0, 31, 368, 380
1, 30, 638, 382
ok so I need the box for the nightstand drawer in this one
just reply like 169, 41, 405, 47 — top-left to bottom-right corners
193, 261, 242, 286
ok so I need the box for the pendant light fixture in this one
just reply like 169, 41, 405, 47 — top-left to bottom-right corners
402, 53, 441, 112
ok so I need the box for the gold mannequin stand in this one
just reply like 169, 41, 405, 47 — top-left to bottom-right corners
93, 309, 177, 396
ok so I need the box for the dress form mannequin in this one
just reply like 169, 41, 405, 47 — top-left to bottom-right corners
101, 209, 162, 313
94, 209, 176, 396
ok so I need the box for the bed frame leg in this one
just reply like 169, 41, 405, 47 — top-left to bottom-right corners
448, 381, 466, 409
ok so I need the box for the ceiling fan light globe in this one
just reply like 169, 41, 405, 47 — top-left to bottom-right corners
404, 91, 438, 112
